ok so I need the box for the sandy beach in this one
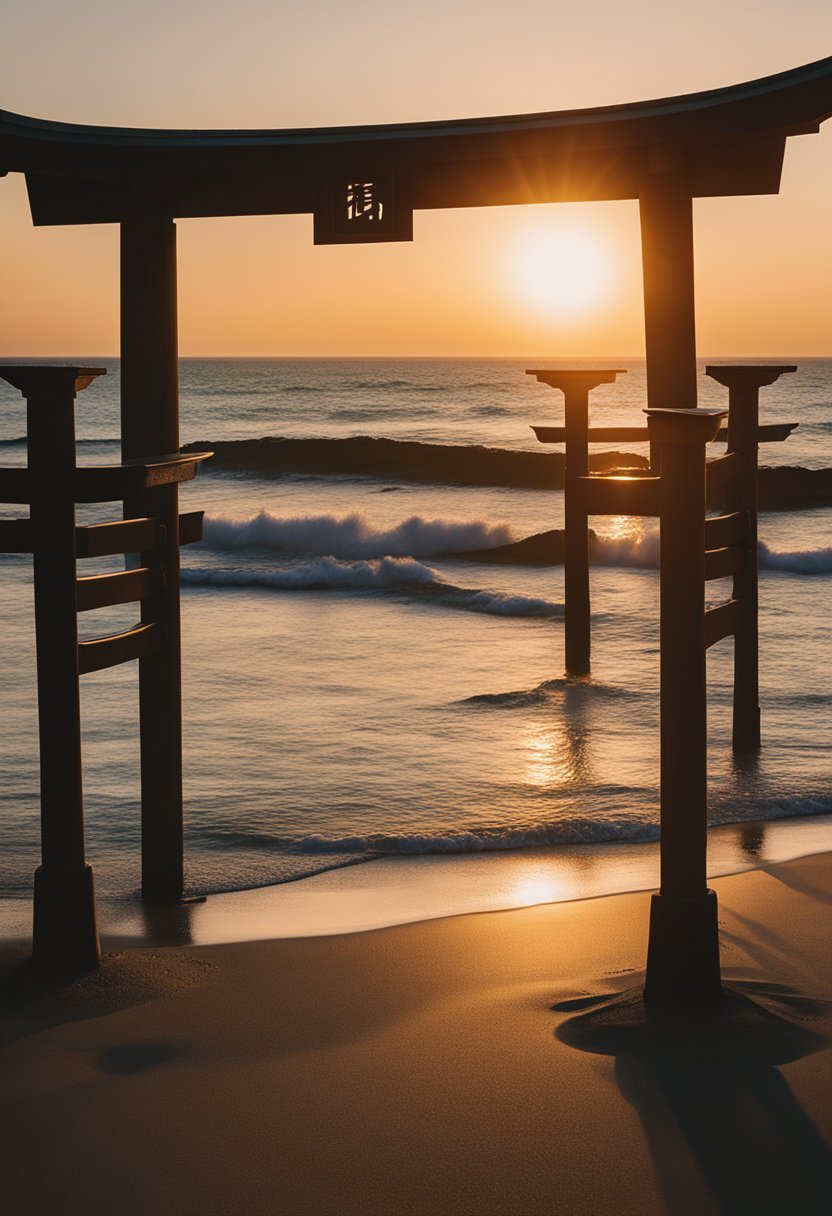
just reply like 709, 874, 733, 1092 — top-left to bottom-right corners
2, 851, 832, 1216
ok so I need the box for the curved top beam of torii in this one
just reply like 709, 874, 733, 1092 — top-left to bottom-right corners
0, 54, 830, 235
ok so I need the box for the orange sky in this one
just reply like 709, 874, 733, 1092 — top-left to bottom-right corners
1, 2, 830, 356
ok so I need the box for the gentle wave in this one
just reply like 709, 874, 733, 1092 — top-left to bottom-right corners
181, 559, 564, 618
710, 792, 832, 823
298, 793, 832, 857
460, 676, 640, 709
0, 435, 121, 448
182, 556, 437, 591
191, 798, 832, 863
202, 511, 514, 559
298, 817, 661, 855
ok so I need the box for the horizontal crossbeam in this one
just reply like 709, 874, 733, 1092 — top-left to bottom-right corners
704, 599, 743, 648
0, 518, 33, 551
127, 451, 213, 489
178, 510, 204, 546
704, 547, 744, 581
75, 512, 203, 558
76, 567, 159, 612
704, 511, 748, 549
0, 469, 31, 503
533, 426, 649, 444
78, 621, 163, 674
705, 452, 741, 494
570, 474, 660, 516
0, 456, 212, 507
76, 518, 160, 558
532, 423, 797, 445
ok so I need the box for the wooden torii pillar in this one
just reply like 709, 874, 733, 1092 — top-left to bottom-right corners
120, 213, 184, 904
640, 158, 698, 411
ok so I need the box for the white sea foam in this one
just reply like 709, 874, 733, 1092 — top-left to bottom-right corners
182, 555, 437, 590
758, 541, 832, 574
592, 531, 832, 575
594, 529, 661, 569
202, 511, 514, 558
299, 818, 661, 855
181, 559, 563, 618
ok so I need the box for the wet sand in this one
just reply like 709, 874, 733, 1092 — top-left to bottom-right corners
2, 852, 832, 1215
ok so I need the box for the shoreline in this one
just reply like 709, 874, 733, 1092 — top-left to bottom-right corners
2, 851, 831, 1214
2, 812, 831, 948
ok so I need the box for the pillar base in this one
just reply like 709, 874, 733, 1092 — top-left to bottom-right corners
644, 889, 722, 1009
141, 860, 184, 906
732, 706, 761, 754
32, 863, 100, 973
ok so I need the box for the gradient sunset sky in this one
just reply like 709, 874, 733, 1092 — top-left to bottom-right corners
1, 0, 830, 357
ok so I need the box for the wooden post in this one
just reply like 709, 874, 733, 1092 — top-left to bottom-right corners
0, 365, 106, 971
526, 370, 626, 676
563, 383, 591, 677
120, 214, 185, 903
706, 365, 797, 753
639, 168, 698, 413
644, 406, 726, 1008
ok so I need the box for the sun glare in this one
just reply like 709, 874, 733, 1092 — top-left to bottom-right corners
509, 222, 614, 320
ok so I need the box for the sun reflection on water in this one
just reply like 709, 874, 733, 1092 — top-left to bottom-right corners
596, 514, 647, 542
509, 868, 568, 907
522, 701, 593, 790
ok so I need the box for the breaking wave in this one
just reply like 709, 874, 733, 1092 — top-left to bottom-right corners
202, 511, 514, 559
593, 534, 832, 575
758, 541, 832, 574
197, 511, 832, 577
181, 558, 563, 619
593, 533, 832, 574
594, 530, 661, 569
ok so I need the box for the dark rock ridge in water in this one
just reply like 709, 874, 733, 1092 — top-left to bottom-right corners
183, 436, 646, 489
755, 466, 832, 508
455, 529, 570, 565
183, 438, 832, 506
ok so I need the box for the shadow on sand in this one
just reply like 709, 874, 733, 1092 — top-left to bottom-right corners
554, 980, 832, 1214
0, 943, 216, 1050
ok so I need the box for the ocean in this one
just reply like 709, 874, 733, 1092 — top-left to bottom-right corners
0, 357, 830, 906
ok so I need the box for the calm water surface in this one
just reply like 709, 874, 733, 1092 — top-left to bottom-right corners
0, 358, 829, 900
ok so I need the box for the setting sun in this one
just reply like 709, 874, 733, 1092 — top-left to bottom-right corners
508, 222, 616, 320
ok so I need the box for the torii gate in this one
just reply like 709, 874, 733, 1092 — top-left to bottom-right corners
1, 57, 831, 982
